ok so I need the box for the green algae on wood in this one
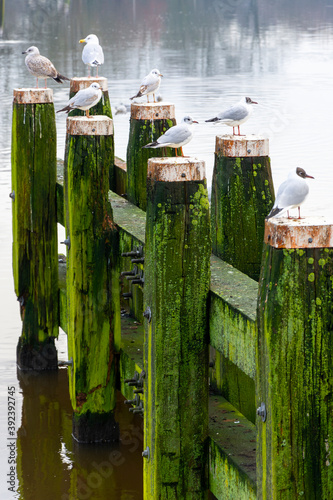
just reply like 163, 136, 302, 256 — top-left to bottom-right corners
126, 103, 179, 210
11, 89, 58, 369
211, 137, 274, 281
143, 158, 211, 499
64, 117, 120, 442
257, 238, 333, 499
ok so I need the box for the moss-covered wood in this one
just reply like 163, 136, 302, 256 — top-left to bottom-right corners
257, 244, 333, 499
126, 117, 179, 210
211, 155, 274, 281
11, 99, 58, 369
64, 129, 120, 442
143, 171, 211, 499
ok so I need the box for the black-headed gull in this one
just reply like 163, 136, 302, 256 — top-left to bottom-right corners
205, 96, 258, 136
130, 69, 163, 103
142, 115, 198, 156
266, 167, 314, 220
57, 82, 102, 118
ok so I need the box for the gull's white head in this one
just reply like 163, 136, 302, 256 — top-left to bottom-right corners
182, 115, 199, 125
151, 68, 163, 78
22, 46, 40, 56
80, 34, 100, 45
90, 83, 101, 90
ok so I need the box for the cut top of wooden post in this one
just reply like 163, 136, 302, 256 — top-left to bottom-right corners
215, 134, 269, 157
130, 102, 175, 121
264, 216, 333, 248
13, 88, 53, 104
66, 116, 113, 136
147, 157, 205, 182
70, 76, 108, 92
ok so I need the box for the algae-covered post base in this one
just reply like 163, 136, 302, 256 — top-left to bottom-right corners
126, 102, 180, 210
211, 135, 274, 281
257, 217, 333, 499
11, 88, 58, 370
143, 157, 211, 499
64, 116, 120, 443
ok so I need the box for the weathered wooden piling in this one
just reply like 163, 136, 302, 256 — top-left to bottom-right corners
143, 157, 211, 499
126, 103, 179, 210
11, 88, 58, 370
64, 115, 120, 442
211, 135, 274, 281
68, 77, 115, 189
257, 217, 333, 499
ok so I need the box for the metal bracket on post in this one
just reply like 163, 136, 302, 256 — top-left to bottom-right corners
257, 402, 267, 422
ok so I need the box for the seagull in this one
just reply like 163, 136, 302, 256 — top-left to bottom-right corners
142, 115, 198, 156
80, 34, 104, 77
205, 96, 258, 135
266, 167, 314, 220
22, 46, 69, 89
130, 69, 163, 103
57, 82, 102, 118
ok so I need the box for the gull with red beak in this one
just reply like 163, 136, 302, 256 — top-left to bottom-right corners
205, 96, 258, 135
266, 167, 315, 220
130, 68, 163, 103
142, 115, 198, 157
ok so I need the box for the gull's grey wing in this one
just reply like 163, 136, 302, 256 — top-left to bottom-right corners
158, 125, 190, 145
218, 104, 247, 122
69, 89, 98, 108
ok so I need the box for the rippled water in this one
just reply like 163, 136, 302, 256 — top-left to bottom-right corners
1, 1, 333, 498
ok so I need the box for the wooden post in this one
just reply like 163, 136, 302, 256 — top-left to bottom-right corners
64, 116, 120, 442
257, 217, 333, 499
11, 88, 58, 370
143, 158, 211, 499
68, 77, 115, 189
126, 103, 179, 211
211, 135, 274, 281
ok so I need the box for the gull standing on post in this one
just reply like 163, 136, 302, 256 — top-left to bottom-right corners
205, 96, 258, 136
130, 69, 163, 103
142, 115, 198, 156
22, 46, 69, 88
57, 82, 102, 118
266, 167, 314, 220
80, 34, 104, 77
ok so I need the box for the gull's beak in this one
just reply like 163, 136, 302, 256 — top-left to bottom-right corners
22, 50, 27, 55
305, 174, 315, 179
79, 38, 86, 43
193, 120, 199, 124
159, 73, 163, 77
251, 100, 258, 104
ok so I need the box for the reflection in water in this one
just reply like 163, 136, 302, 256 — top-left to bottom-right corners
17, 369, 143, 499
2, 0, 333, 498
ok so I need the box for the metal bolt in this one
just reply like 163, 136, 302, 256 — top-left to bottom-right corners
122, 292, 132, 298
131, 278, 144, 285
9, 191, 15, 200
124, 372, 139, 384
143, 307, 152, 323
181, 173, 186, 178
121, 266, 138, 277
131, 257, 145, 264
247, 149, 251, 154
142, 446, 150, 461
134, 388, 144, 394
61, 237, 71, 249
257, 402, 267, 422
126, 274, 140, 281
308, 237, 313, 243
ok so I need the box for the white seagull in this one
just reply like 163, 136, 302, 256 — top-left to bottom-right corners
57, 82, 102, 118
80, 34, 104, 77
130, 68, 163, 103
266, 167, 314, 220
142, 115, 198, 156
205, 96, 258, 135
22, 46, 69, 88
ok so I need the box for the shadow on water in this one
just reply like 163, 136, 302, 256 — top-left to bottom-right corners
16, 368, 143, 500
